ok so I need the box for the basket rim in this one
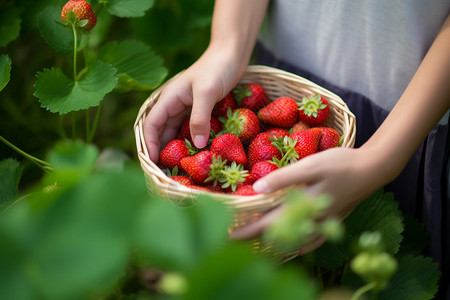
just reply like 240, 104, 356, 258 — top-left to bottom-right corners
134, 64, 356, 205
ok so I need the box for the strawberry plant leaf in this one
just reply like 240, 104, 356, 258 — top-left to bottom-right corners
308, 189, 404, 268
36, 6, 74, 55
98, 40, 167, 92
186, 244, 317, 300
0, 158, 22, 211
0, 54, 11, 92
0, 165, 147, 300
133, 196, 231, 271
106, 0, 154, 18
378, 255, 440, 300
34, 61, 118, 114
42, 140, 99, 188
0, 6, 21, 47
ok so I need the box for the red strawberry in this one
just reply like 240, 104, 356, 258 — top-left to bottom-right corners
180, 151, 214, 183
290, 121, 310, 133
258, 97, 299, 127
251, 160, 279, 181
211, 133, 247, 166
159, 139, 192, 169
233, 83, 270, 111
247, 132, 282, 168
212, 93, 237, 118
298, 94, 330, 126
233, 185, 259, 196
178, 116, 223, 144
61, 0, 97, 31
289, 128, 321, 159
316, 127, 341, 151
171, 176, 193, 187
265, 127, 289, 139
219, 108, 260, 144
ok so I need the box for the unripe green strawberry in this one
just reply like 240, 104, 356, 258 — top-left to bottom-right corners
258, 97, 299, 127
61, 0, 97, 31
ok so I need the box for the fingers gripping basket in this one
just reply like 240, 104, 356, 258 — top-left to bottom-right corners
134, 65, 356, 261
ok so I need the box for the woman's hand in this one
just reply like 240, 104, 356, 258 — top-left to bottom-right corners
143, 44, 244, 163
230, 146, 387, 254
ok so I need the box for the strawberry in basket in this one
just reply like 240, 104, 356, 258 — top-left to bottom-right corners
233, 83, 270, 112
219, 108, 260, 144
258, 96, 299, 128
298, 94, 330, 126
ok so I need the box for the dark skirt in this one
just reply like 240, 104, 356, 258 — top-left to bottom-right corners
254, 41, 450, 299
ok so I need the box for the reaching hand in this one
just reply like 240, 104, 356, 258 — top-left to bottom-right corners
143, 44, 245, 163
230, 146, 388, 254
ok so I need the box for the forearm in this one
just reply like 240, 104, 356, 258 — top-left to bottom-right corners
208, 0, 269, 71
362, 14, 450, 184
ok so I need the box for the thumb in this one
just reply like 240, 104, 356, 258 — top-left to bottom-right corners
190, 88, 220, 148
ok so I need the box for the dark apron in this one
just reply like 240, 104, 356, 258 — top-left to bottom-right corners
254, 41, 450, 299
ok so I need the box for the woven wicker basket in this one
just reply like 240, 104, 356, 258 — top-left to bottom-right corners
134, 65, 356, 261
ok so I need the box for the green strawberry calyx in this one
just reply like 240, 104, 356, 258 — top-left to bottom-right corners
204, 155, 227, 186
299, 94, 327, 117
219, 161, 249, 192
232, 84, 252, 105
218, 108, 243, 137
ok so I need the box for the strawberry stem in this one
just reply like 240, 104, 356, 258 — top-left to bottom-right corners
72, 22, 78, 82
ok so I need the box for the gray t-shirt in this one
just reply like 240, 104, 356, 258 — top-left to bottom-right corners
259, 0, 450, 112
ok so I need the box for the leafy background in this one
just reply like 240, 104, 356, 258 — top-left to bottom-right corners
0, 1, 442, 300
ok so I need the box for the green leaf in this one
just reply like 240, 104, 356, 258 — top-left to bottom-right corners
36, 6, 74, 55
133, 196, 231, 271
378, 255, 440, 300
0, 159, 22, 211
0, 6, 21, 47
106, 0, 154, 18
397, 214, 429, 256
186, 244, 317, 300
43, 140, 99, 188
0, 54, 11, 92
34, 61, 118, 114
98, 40, 167, 92
0, 166, 148, 300
309, 189, 404, 268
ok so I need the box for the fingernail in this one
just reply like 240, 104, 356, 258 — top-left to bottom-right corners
253, 179, 269, 193
193, 135, 208, 148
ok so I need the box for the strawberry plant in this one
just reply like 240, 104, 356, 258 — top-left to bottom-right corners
0, 1, 443, 299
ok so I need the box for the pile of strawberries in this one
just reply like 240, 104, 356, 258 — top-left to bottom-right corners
158, 83, 342, 196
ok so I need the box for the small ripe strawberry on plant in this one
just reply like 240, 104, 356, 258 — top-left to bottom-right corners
212, 93, 237, 118
232, 83, 270, 112
210, 133, 247, 166
159, 139, 195, 169
289, 128, 321, 159
219, 108, 260, 144
178, 116, 222, 144
247, 132, 283, 168
298, 94, 330, 126
258, 96, 299, 128
61, 0, 97, 31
